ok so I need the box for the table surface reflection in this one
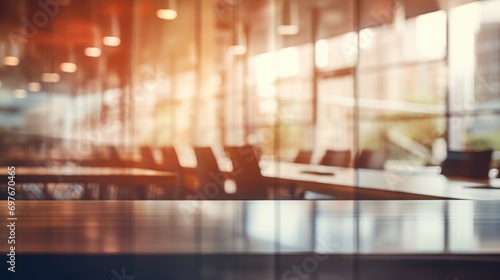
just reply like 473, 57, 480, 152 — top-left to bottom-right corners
1, 200, 499, 255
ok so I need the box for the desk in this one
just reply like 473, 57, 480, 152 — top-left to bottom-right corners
0, 200, 498, 279
0, 158, 151, 169
261, 161, 500, 200
5, 166, 177, 185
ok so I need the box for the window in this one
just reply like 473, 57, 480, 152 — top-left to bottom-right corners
358, 3, 447, 165
449, 0, 500, 151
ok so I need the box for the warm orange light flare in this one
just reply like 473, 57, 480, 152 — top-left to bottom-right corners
84, 47, 102, 57
60, 62, 78, 73
103, 36, 121, 46
4, 56, 19, 66
41, 73, 60, 83
156, 9, 177, 20
28, 82, 41, 92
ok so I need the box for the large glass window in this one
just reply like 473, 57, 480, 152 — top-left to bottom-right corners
131, 0, 197, 149
449, 0, 500, 151
358, 0, 447, 166
313, 0, 356, 164
247, 43, 314, 158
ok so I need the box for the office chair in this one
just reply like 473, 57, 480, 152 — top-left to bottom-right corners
159, 147, 187, 199
441, 150, 493, 179
319, 150, 351, 167
139, 146, 158, 169
294, 150, 313, 164
356, 150, 387, 170
107, 146, 122, 163
193, 147, 230, 200
224, 145, 270, 199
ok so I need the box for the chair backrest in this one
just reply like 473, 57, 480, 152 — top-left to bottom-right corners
160, 147, 182, 172
160, 146, 186, 199
441, 150, 492, 179
107, 146, 122, 162
139, 146, 157, 167
193, 147, 225, 199
319, 150, 351, 167
294, 150, 313, 164
356, 150, 387, 170
225, 145, 267, 199
193, 147, 221, 174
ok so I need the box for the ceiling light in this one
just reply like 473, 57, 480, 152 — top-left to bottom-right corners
28, 82, 41, 92
4, 56, 19, 66
103, 36, 121, 46
84, 47, 101, 57
229, 45, 247, 56
278, 0, 299, 35
60, 62, 77, 73
104, 14, 121, 46
157, 1, 178, 20
14, 89, 27, 99
41, 73, 60, 83
230, 9, 247, 56
277, 25, 299, 35
156, 9, 177, 20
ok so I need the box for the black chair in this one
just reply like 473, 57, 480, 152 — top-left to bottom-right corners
319, 150, 351, 167
139, 146, 158, 169
441, 150, 493, 179
159, 147, 186, 199
160, 147, 183, 172
193, 147, 229, 200
107, 146, 122, 163
356, 150, 387, 170
224, 145, 269, 199
294, 150, 313, 164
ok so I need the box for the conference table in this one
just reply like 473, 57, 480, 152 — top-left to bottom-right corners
181, 158, 500, 200
259, 161, 500, 200
9, 166, 177, 185
0, 200, 498, 279
0, 165, 178, 200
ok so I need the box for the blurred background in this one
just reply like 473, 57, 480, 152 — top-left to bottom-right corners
0, 0, 499, 169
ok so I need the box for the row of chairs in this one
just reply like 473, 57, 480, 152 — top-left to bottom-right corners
194, 146, 274, 199
123, 145, 280, 199
294, 149, 387, 170
142, 147, 385, 199
134, 145, 334, 200
297, 149, 496, 179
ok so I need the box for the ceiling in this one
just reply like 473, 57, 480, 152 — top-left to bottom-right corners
0, 0, 134, 95
0, 0, 448, 96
